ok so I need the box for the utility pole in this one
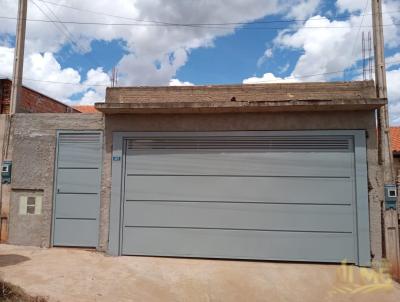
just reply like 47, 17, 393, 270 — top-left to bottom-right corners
0, 0, 28, 242
372, 0, 400, 281
10, 0, 28, 114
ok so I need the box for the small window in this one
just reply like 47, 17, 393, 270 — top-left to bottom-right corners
26, 197, 36, 215
1, 166, 8, 173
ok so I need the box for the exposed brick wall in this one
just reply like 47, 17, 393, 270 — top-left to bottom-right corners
0, 80, 11, 113
0, 79, 78, 114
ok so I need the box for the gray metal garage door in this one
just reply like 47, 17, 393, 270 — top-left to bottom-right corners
117, 132, 369, 264
53, 132, 102, 247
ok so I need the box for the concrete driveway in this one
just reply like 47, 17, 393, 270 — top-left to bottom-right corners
0, 244, 399, 302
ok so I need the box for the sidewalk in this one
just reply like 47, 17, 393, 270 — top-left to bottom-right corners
1, 244, 399, 302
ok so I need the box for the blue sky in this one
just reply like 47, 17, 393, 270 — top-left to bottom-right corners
0, 0, 399, 121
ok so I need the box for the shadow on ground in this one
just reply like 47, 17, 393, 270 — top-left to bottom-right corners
0, 254, 30, 267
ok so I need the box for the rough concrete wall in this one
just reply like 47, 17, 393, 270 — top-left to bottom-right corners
0, 114, 9, 240
8, 113, 104, 247
0, 114, 8, 173
103, 110, 383, 260
106, 81, 376, 103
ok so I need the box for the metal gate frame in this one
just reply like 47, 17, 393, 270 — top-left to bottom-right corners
108, 130, 370, 266
51, 130, 103, 248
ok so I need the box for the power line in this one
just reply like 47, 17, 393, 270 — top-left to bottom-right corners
349, 0, 370, 79
30, 0, 102, 67
35, 0, 400, 27
29, 0, 73, 45
2, 59, 399, 87
0, 16, 399, 30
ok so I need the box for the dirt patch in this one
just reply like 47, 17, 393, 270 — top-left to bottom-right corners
0, 255, 30, 268
0, 281, 47, 302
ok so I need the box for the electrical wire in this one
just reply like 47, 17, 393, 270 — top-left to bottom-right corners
0, 16, 399, 30
1, 59, 399, 87
35, 0, 400, 27
30, 0, 102, 67
347, 0, 371, 80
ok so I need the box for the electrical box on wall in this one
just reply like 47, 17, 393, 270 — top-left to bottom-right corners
1, 161, 12, 184
384, 184, 397, 210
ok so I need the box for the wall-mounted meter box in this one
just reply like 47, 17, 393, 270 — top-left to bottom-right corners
1, 160, 12, 184
384, 184, 397, 210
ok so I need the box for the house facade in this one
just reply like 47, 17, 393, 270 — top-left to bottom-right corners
4, 81, 386, 267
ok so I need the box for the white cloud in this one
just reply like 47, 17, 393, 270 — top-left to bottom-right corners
0, 46, 14, 77
257, 48, 273, 68
0, 0, 327, 92
387, 52, 400, 69
387, 68, 400, 124
274, 16, 360, 81
286, 0, 321, 19
169, 79, 194, 86
279, 63, 291, 73
336, 0, 366, 13
243, 73, 299, 84
79, 89, 105, 105
0, 46, 109, 104
244, 0, 400, 122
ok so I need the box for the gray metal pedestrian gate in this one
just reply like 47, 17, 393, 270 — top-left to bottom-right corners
52, 132, 102, 247
109, 131, 370, 266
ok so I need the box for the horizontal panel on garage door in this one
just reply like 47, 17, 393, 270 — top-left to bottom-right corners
122, 228, 355, 263
125, 152, 353, 177
125, 176, 353, 205
124, 201, 353, 232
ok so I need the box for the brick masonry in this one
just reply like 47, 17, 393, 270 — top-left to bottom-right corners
0, 79, 77, 113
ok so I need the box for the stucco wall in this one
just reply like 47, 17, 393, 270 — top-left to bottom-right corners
7, 110, 383, 262
8, 113, 104, 247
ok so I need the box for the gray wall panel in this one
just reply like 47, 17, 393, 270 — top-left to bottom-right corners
122, 227, 355, 263
125, 175, 353, 205
123, 201, 354, 232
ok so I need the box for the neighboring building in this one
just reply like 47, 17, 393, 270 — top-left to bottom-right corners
5, 81, 386, 267
0, 78, 78, 113
73, 105, 99, 113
